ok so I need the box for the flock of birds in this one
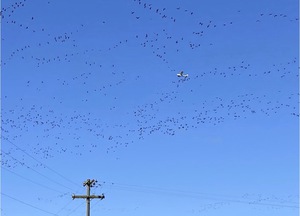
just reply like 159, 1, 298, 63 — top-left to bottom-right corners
1, 0, 298, 162
1, 0, 299, 214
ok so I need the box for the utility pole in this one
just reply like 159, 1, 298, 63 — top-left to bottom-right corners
72, 179, 105, 216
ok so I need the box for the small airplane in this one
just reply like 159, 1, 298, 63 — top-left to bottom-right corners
177, 71, 189, 77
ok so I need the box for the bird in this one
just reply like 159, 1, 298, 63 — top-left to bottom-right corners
177, 71, 188, 77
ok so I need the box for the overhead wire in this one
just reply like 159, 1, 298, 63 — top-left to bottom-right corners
99, 181, 299, 209
1, 138, 88, 215
1, 149, 87, 216
2, 166, 67, 194
64, 201, 85, 216
1, 136, 89, 216
54, 199, 74, 215
1, 149, 75, 191
1, 192, 59, 216
2, 136, 82, 189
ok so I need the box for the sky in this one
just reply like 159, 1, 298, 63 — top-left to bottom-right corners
0, 0, 299, 216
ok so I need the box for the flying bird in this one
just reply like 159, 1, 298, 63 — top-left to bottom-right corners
177, 71, 188, 77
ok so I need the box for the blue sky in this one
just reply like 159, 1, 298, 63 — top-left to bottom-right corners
1, 0, 299, 216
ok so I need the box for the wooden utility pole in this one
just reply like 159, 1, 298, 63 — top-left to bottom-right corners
72, 179, 105, 216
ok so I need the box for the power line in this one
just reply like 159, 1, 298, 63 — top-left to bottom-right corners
54, 199, 74, 215
2, 136, 82, 189
2, 151, 86, 216
1, 149, 74, 191
2, 166, 67, 194
1, 139, 89, 216
65, 201, 85, 216
1, 192, 59, 216
100, 181, 299, 209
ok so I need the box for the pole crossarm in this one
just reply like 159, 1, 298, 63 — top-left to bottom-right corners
72, 194, 105, 200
